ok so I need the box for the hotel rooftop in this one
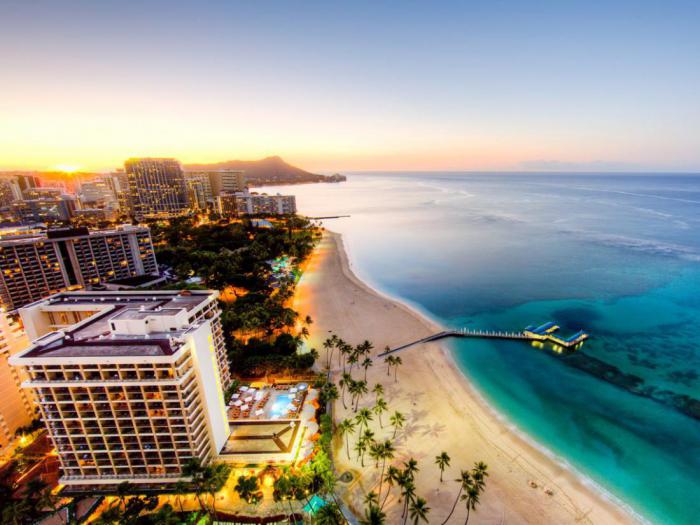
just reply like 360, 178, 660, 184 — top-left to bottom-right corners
20, 291, 214, 359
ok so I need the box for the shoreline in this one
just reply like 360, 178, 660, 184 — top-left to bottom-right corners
295, 231, 642, 524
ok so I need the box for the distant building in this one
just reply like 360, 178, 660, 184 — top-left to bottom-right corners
21, 187, 64, 200
214, 190, 296, 217
0, 176, 23, 207
208, 170, 246, 196
73, 208, 118, 223
77, 176, 120, 211
7, 195, 77, 223
0, 311, 34, 452
0, 225, 158, 311
184, 176, 210, 211
9, 290, 232, 488
123, 159, 189, 220
184, 170, 247, 209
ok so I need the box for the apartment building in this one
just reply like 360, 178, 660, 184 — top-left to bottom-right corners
9, 290, 232, 488
0, 226, 158, 311
0, 311, 34, 452
214, 191, 296, 217
123, 158, 189, 220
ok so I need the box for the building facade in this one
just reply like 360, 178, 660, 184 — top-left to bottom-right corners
9, 290, 232, 488
123, 159, 189, 220
184, 170, 247, 209
6, 195, 77, 224
214, 191, 296, 217
0, 312, 34, 452
0, 226, 158, 311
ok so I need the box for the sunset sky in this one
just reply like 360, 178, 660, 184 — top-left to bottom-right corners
1, 0, 699, 173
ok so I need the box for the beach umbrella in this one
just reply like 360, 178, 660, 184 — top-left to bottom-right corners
234, 400, 243, 406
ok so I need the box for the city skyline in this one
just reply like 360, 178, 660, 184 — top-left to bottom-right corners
1, 1, 699, 173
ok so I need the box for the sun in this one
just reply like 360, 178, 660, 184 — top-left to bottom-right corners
53, 164, 80, 173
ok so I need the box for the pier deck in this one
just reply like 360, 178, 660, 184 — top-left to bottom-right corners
379, 325, 588, 357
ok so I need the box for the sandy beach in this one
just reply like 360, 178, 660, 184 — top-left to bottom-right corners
294, 231, 640, 524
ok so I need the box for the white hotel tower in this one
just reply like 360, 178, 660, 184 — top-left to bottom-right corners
9, 290, 232, 489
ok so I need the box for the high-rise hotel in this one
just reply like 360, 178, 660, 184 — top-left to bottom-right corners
0, 311, 34, 451
0, 226, 158, 312
9, 290, 232, 488
123, 158, 189, 220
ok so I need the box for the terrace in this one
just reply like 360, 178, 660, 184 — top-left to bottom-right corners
220, 383, 320, 465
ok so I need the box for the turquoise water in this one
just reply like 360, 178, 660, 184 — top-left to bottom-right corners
265, 173, 700, 525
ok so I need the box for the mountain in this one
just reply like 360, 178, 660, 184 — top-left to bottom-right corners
184, 156, 345, 186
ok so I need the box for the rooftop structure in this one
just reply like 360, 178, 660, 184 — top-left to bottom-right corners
9, 290, 233, 487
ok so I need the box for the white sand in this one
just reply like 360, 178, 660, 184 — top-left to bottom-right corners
294, 231, 640, 524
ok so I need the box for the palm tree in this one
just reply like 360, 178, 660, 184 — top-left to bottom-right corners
359, 503, 386, 525
313, 501, 344, 525
339, 373, 352, 409
362, 357, 373, 381
358, 340, 374, 356
348, 352, 359, 374
356, 407, 373, 432
183, 458, 213, 514
337, 418, 356, 460
409, 497, 430, 525
463, 462, 489, 524
390, 411, 406, 438
380, 465, 401, 509
435, 451, 451, 482
374, 398, 388, 428
354, 439, 368, 467
441, 470, 470, 525
152, 504, 180, 525
392, 356, 403, 382
116, 481, 132, 507
234, 475, 259, 504
398, 477, 416, 525
173, 480, 189, 512
322, 382, 339, 406
206, 462, 232, 516
461, 484, 481, 525
339, 342, 353, 373
363, 491, 379, 507
37, 487, 65, 525
441, 463, 488, 525
377, 440, 395, 498
323, 337, 335, 370
350, 380, 368, 412
368, 441, 382, 469
372, 383, 384, 403
403, 458, 419, 481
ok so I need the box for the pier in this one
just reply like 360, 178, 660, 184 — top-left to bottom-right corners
379, 322, 588, 357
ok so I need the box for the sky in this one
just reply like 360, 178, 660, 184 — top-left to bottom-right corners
1, 0, 699, 173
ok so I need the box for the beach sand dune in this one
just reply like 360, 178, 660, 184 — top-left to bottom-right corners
294, 232, 638, 524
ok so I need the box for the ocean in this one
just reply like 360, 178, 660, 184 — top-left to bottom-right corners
263, 172, 700, 525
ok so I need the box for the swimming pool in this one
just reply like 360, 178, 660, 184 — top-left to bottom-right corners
268, 394, 296, 418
